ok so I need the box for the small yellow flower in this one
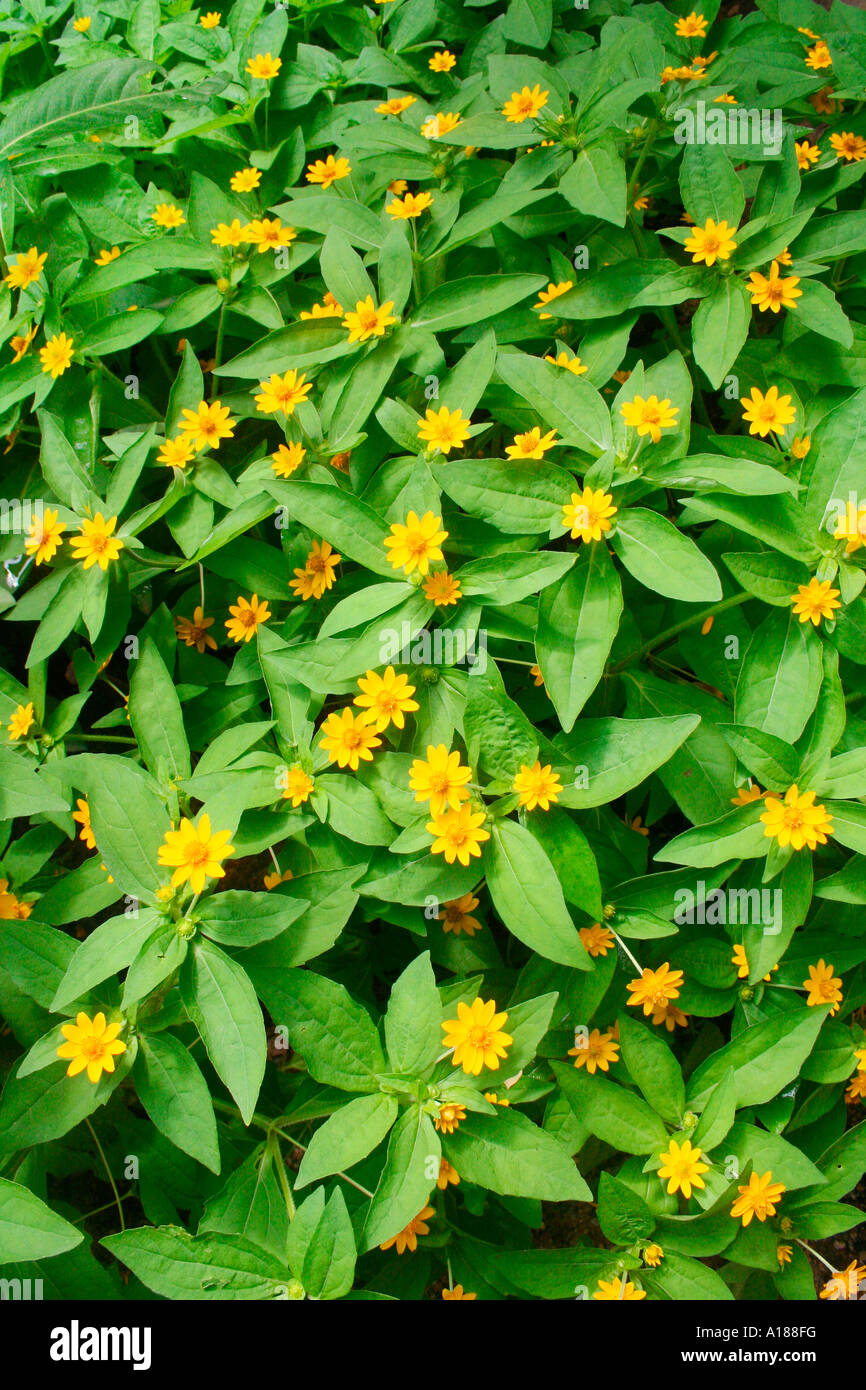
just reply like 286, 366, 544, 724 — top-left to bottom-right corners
299, 291, 343, 319
830, 131, 866, 162
225, 593, 271, 643
675, 12, 707, 37
39, 332, 75, 379
94, 246, 121, 266
644, 1244, 664, 1268
343, 295, 398, 343
353, 666, 419, 732
158, 814, 235, 894
423, 570, 462, 607
305, 155, 352, 189
790, 577, 840, 627
174, 606, 217, 654
200, 11, 221, 27
178, 399, 235, 451
562, 487, 617, 543
8, 702, 35, 741
282, 766, 315, 808
211, 219, 246, 248
760, 784, 834, 851
24, 507, 65, 565
57, 1012, 126, 1083
428, 804, 490, 867
593, 1277, 645, 1301
417, 406, 471, 455
10, 325, 37, 362
740, 384, 796, 437
271, 441, 306, 478
246, 53, 282, 80
805, 40, 832, 70
502, 85, 548, 123
791, 434, 811, 459
439, 892, 482, 936
421, 112, 462, 138
434, 1102, 466, 1134
254, 370, 312, 416
264, 868, 293, 890
386, 191, 433, 219
683, 217, 738, 266
568, 1027, 620, 1075
152, 203, 185, 228
730, 1170, 786, 1226
73, 16, 92, 31
512, 760, 562, 811
627, 962, 684, 1015
429, 51, 456, 72
441, 1283, 477, 1299
70, 513, 123, 570
713, 94, 736, 104
652, 1001, 689, 1031
819, 1260, 866, 1300
545, 351, 587, 375
384, 509, 447, 575
442, 996, 511, 1074
379, 1205, 434, 1255
657, 1138, 709, 1199
803, 959, 843, 1015
534, 280, 572, 319
410, 745, 471, 816
73, 798, 96, 849
158, 435, 197, 469
376, 96, 417, 115
230, 167, 261, 192
505, 426, 558, 459
777, 1244, 793, 1267
289, 539, 341, 601
810, 87, 840, 115
846, 1073, 866, 1103
319, 707, 381, 770
0, 879, 32, 920
579, 923, 615, 957
244, 217, 296, 252
747, 261, 801, 313
795, 140, 820, 170
437, 1158, 460, 1189
620, 394, 679, 443
484, 1091, 510, 1106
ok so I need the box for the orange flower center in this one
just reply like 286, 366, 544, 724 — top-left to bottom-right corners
239, 608, 257, 629
185, 841, 210, 868
467, 1024, 492, 1049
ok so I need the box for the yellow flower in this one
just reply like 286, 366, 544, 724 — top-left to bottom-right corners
683, 217, 738, 266
319, 707, 381, 770
830, 131, 866, 162
657, 1138, 709, 1199
421, 112, 462, 138
633, 193, 652, 209
512, 760, 562, 811
379, 1205, 434, 1255
579, 923, 615, 957
158, 814, 235, 895
387, 191, 433, 219
178, 399, 235, 451
388, 180, 408, 195
760, 784, 834, 851
732, 943, 750, 979
158, 435, 197, 469
803, 959, 843, 1015
225, 593, 271, 643
651, 1000, 689, 1031
439, 892, 481, 936
94, 246, 121, 266
644, 1244, 664, 1268
174, 606, 217, 653
740, 384, 796, 437
73, 797, 96, 850
282, 766, 315, 807
675, 12, 707, 37
795, 140, 820, 170
354, 666, 419, 732
568, 1027, 620, 1075
442, 996, 512, 1074
263, 868, 293, 890
790, 577, 841, 627
384, 509, 447, 575
57, 1012, 126, 1083
730, 1170, 786, 1226
530, 663, 544, 687
791, 434, 811, 459
211, 219, 246, 248
254, 370, 312, 415
73, 15, 92, 31
306, 155, 352, 189
484, 1091, 510, 1106
434, 1102, 466, 1134
10, 324, 37, 361
200, 11, 221, 27
805, 40, 832, 70
820, 1260, 866, 1300
410, 744, 471, 816
8, 702, 35, 741
246, 53, 282, 80
846, 1073, 866, 1102
152, 203, 185, 228
24, 507, 65, 565
545, 351, 587, 375
376, 95, 417, 115
427, 804, 490, 867
343, 295, 398, 343
620, 393, 679, 443
271, 441, 306, 477
244, 217, 297, 252
290, 539, 341, 601
810, 87, 840, 115
230, 167, 261, 192
627, 962, 684, 1016
502, 85, 548, 123
437, 1158, 460, 1189
299, 292, 343, 319
0, 879, 32, 920
505, 426, 558, 459
562, 486, 618, 542
747, 261, 801, 313
731, 782, 765, 806
417, 406, 472, 456
423, 570, 462, 606
429, 51, 456, 72
534, 280, 573, 319
39, 332, 75, 378
69, 513, 123, 570
777, 1244, 793, 1267
713, 94, 736, 104
593, 1277, 645, 1300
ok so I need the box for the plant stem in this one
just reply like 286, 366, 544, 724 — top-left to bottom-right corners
612, 929, 643, 975
609, 591, 751, 674
84, 1118, 125, 1233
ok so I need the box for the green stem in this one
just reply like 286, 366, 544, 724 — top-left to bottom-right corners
84, 1118, 125, 1233
608, 591, 751, 674
209, 300, 227, 401
69, 734, 138, 745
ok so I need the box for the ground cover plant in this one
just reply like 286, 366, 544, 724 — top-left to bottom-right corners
0, 0, 865, 1306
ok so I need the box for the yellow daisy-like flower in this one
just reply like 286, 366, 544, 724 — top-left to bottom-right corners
4, 246, 47, 290
776, 1243, 793, 1267
439, 892, 481, 936
819, 1260, 866, 1300
343, 295, 398, 343
282, 765, 315, 808
732, 943, 750, 979
579, 923, 615, 957
846, 1073, 866, 1103
158, 814, 235, 895
423, 570, 462, 607
731, 1170, 786, 1227
620, 393, 679, 443
72, 797, 96, 850
760, 784, 833, 851
790, 577, 840, 627
502, 85, 548, 123
562, 487, 618, 542
152, 203, 185, 228
178, 399, 235, 451
0, 879, 32, 920
644, 1244, 664, 1268
791, 434, 811, 459
271, 441, 306, 478
379, 1205, 434, 1255
805, 40, 832, 70
8, 702, 35, 741
675, 12, 707, 37
740, 384, 796, 437
429, 50, 456, 72
57, 1012, 126, 1083
354, 666, 419, 732
299, 291, 343, 319
94, 246, 121, 266
627, 961, 684, 1016
434, 1102, 466, 1134
24, 507, 65, 565
73, 15, 92, 30
384, 509, 447, 575
387, 190, 433, 219
731, 782, 766, 806
713, 95, 736, 105
244, 217, 296, 252
174, 606, 217, 654
254, 370, 312, 416
795, 140, 820, 170
319, 707, 381, 770
534, 280, 573, 319
246, 53, 281, 80
158, 435, 197, 469
568, 1027, 620, 1075
69, 513, 123, 570
652, 1001, 689, 1031
264, 868, 292, 890
484, 1091, 510, 1106
290, 539, 341, 601
683, 217, 738, 266
211, 219, 246, 248
224, 593, 271, 644
803, 959, 843, 1015
545, 351, 587, 375
428, 803, 490, 867
437, 1158, 460, 1189
530, 663, 544, 687
417, 406, 471, 456
830, 131, 866, 162
39, 332, 75, 379
230, 167, 261, 193
810, 86, 840, 115
505, 426, 558, 459
421, 112, 462, 138
442, 996, 511, 1075
305, 155, 352, 189
200, 11, 221, 27
747, 261, 801, 313
512, 760, 562, 811
657, 1138, 709, 1199
593, 1277, 645, 1301
10, 324, 37, 362
442, 1283, 475, 1299
410, 744, 471, 816
376, 95, 417, 115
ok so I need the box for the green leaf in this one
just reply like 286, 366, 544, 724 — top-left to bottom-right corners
296, 1094, 398, 1190
687, 1007, 827, 1109
486, 820, 591, 969
128, 639, 191, 782
411, 276, 545, 333
536, 544, 623, 732
692, 277, 751, 390
0, 1178, 83, 1264
251, 968, 385, 1092
560, 138, 626, 227
444, 1108, 591, 1200
134, 1031, 220, 1173
179, 940, 266, 1126
52, 910, 159, 1012
102, 1228, 285, 1300
287, 1187, 356, 1300
612, 509, 722, 603
384, 952, 441, 1075
497, 348, 612, 455
363, 1107, 440, 1251
617, 1013, 685, 1127
554, 1062, 668, 1154
266, 479, 391, 575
